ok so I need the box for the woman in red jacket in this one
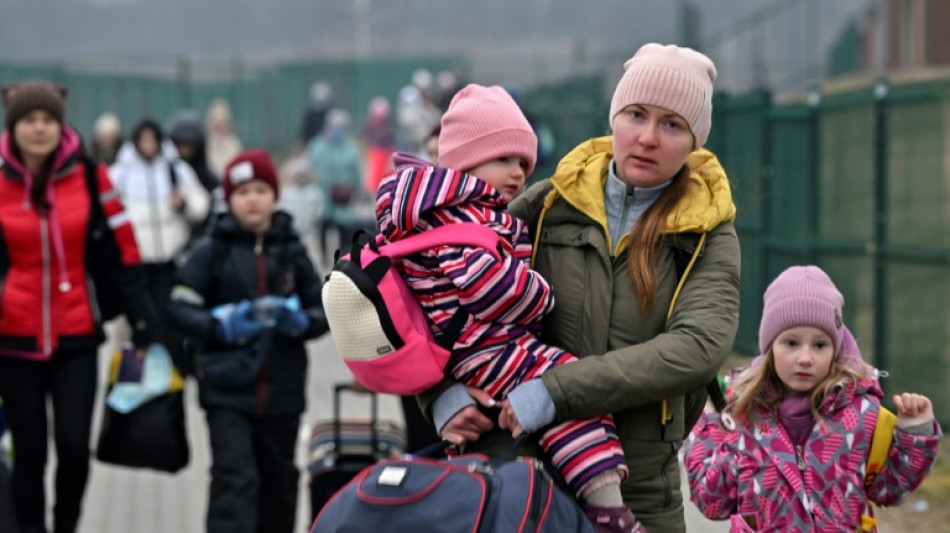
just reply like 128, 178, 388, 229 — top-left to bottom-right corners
0, 80, 159, 533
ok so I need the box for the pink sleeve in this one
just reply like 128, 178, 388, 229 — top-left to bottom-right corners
867, 418, 942, 506
684, 412, 742, 520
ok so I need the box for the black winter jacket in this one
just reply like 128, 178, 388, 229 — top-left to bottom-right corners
166, 211, 328, 415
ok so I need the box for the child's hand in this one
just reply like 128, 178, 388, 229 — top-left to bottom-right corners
497, 399, 524, 439
893, 393, 935, 429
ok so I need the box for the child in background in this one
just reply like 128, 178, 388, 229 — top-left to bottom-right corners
278, 151, 323, 259
685, 265, 941, 532
166, 149, 329, 533
375, 84, 642, 533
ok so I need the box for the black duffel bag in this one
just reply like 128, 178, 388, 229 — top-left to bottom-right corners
310, 437, 593, 533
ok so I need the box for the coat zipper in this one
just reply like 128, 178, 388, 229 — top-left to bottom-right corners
148, 165, 165, 258
615, 189, 634, 256
660, 441, 676, 509
795, 445, 805, 471
254, 233, 269, 415
40, 216, 53, 354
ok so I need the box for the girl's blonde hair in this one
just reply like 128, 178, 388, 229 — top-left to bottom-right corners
729, 346, 873, 424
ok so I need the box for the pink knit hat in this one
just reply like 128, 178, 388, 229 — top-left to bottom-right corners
609, 43, 717, 149
758, 266, 845, 356
438, 84, 537, 176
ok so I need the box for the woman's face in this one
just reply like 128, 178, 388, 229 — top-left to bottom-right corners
13, 110, 62, 162
611, 104, 694, 188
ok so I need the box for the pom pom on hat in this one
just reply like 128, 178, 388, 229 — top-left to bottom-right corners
758, 266, 845, 356
222, 149, 280, 202
439, 84, 537, 176
2, 80, 67, 131
609, 43, 717, 149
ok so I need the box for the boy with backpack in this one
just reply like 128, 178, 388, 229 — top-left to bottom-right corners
166, 149, 329, 533
372, 85, 642, 532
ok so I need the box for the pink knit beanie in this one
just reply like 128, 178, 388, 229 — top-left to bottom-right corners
758, 266, 845, 356
609, 43, 717, 149
439, 84, 537, 176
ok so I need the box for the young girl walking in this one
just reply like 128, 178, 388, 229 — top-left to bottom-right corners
685, 265, 941, 532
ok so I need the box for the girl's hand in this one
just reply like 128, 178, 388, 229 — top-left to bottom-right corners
497, 399, 524, 438
893, 393, 935, 428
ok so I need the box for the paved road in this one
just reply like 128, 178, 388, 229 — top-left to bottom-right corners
71, 324, 728, 532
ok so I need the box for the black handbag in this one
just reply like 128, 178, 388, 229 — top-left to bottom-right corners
195, 329, 273, 389
96, 389, 189, 473
95, 348, 190, 473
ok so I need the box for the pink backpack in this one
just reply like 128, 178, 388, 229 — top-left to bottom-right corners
322, 224, 501, 395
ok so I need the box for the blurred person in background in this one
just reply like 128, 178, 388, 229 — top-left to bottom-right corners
0, 80, 160, 533
169, 109, 220, 195
435, 69, 465, 111
298, 81, 333, 148
505, 84, 557, 186
361, 95, 395, 195
307, 108, 363, 262
109, 119, 211, 373
169, 109, 225, 240
424, 124, 440, 165
277, 149, 322, 259
205, 98, 244, 178
395, 79, 441, 159
88, 111, 123, 166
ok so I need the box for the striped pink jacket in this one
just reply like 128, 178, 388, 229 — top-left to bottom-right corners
375, 165, 554, 374
684, 376, 941, 532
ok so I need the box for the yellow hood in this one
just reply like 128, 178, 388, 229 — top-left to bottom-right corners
549, 135, 736, 247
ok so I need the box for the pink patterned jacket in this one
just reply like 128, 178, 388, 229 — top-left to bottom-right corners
684, 376, 941, 532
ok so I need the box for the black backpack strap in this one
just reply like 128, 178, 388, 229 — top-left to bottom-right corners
168, 160, 180, 190
207, 235, 229, 298
436, 308, 470, 350
80, 154, 102, 212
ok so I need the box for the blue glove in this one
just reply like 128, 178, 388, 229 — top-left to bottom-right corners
211, 300, 264, 345
274, 294, 310, 338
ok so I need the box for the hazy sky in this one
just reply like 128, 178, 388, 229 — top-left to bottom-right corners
0, 0, 871, 93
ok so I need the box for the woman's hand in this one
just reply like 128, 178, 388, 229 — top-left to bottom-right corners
440, 387, 496, 446
497, 399, 524, 438
893, 393, 935, 428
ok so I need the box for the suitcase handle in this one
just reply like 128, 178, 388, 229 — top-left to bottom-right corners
333, 382, 379, 455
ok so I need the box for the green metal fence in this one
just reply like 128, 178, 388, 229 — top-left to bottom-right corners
706, 75, 950, 426
0, 56, 467, 155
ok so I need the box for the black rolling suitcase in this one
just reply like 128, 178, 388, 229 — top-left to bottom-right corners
307, 383, 406, 520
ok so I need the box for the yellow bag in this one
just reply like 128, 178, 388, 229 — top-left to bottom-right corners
860, 406, 897, 532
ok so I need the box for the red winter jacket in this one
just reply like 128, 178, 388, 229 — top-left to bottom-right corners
0, 127, 154, 357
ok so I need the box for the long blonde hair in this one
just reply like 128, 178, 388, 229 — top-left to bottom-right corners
625, 164, 691, 315
729, 347, 873, 424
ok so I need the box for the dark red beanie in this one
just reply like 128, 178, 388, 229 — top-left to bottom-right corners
222, 149, 280, 202
1, 80, 68, 131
